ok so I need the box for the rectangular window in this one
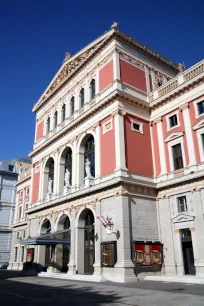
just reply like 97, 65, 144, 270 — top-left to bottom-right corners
17, 232, 20, 239
172, 143, 183, 170
21, 247, 24, 262
197, 101, 204, 116
131, 120, 143, 134
169, 114, 178, 128
9, 165, 14, 172
101, 242, 117, 267
26, 188, 30, 196
23, 230, 26, 238
178, 196, 187, 212
20, 190, 23, 198
201, 134, 204, 152
14, 247, 18, 262
133, 122, 140, 131
19, 207, 22, 219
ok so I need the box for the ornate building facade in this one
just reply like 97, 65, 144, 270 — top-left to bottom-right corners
8, 24, 204, 281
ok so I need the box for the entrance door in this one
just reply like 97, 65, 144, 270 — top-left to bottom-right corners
62, 245, 70, 273
84, 211, 95, 275
181, 229, 195, 275
182, 241, 195, 275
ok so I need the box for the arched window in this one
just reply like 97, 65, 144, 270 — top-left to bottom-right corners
79, 88, 85, 108
48, 159, 54, 193
41, 219, 51, 234
54, 111, 58, 129
90, 79, 95, 100
84, 135, 95, 177
65, 148, 72, 186
46, 117, 50, 134
62, 104, 66, 122
71, 97, 75, 116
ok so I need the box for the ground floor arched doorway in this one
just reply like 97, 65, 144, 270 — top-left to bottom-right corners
56, 215, 70, 272
40, 219, 52, 267
77, 208, 95, 275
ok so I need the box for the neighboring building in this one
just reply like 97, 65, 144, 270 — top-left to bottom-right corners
0, 159, 17, 267
8, 165, 31, 270
9, 24, 204, 281
0, 158, 31, 267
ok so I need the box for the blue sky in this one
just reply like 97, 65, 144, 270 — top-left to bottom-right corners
0, 0, 203, 160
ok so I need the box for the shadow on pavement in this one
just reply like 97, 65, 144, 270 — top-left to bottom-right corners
0, 270, 122, 306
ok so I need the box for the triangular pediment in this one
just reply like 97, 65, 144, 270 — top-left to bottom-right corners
193, 118, 204, 130
172, 213, 195, 223
33, 29, 114, 111
164, 132, 184, 143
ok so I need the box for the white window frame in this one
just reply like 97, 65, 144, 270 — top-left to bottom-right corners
168, 137, 186, 172
26, 187, 30, 196
177, 195, 188, 213
102, 118, 113, 134
166, 110, 180, 131
20, 190, 23, 198
130, 119, 144, 134
196, 127, 204, 162
193, 97, 204, 119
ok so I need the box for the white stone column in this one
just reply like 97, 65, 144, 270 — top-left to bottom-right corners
173, 229, 185, 275
180, 103, 196, 166
38, 160, 44, 202
192, 190, 204, 275
95, 66, 99, 95
53, 152, 59, 196
71, 139, 78, 191
67, 209, 76, 275
113, 51, 120, 80
112, 109, 127, 176
114, 195, 135, 282
155, 117, 167, 175
95, 123, 101, 184
159, 198, 177, 275
93, 201, 102, 276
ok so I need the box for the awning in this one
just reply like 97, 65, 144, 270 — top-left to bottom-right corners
22, 229, 71, 246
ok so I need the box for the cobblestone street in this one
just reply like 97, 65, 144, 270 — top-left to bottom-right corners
1, 271, 204, 306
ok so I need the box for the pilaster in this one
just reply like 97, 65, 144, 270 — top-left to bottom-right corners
95, 123, 101, 184
180, 103, 196, 166
67, 209, 76, 275
112, 109, 128, 176
93, 200, 102, 276
113, 50, 120, 80
155, 117, 167, 174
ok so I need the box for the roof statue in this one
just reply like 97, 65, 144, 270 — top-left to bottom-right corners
111, 22, 118, 29
63, 52, 71, 63
178, 62, 185, 72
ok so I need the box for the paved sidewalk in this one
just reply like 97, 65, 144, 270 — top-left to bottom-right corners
145, 275, 204, 284
1, 270, 204, 305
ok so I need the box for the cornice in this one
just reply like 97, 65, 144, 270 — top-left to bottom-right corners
30, 91, 149, 158
33, 29, 178, 113
151, 75, 204, 110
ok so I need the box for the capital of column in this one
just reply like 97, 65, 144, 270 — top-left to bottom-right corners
179, 102, 189, 111
153, 117, 162, 124
111, 108, 126, 117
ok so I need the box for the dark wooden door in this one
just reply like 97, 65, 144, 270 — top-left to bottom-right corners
62, 245, 70, 273
84, 212, 95, 275
182, 241, 195, 275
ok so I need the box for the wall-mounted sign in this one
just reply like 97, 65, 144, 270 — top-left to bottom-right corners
101, 241, 117, 267
135, 243, 162, 266
26, 248, 34, 263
